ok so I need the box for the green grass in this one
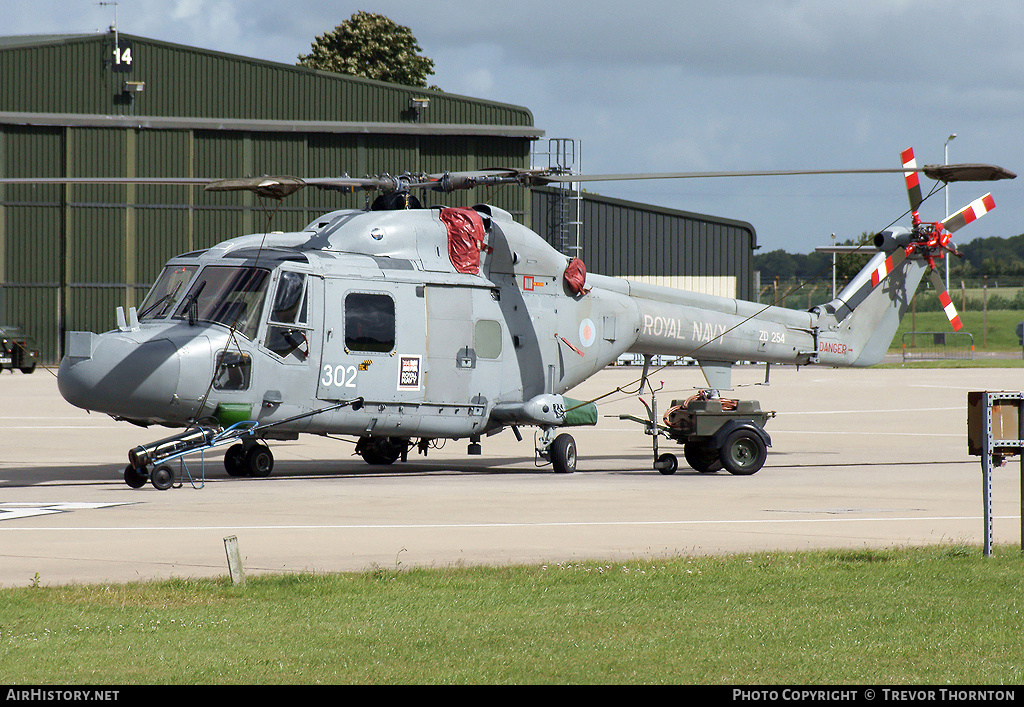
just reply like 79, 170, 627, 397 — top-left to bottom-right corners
3, 545, 1023, 684
893, 309, 1024, 352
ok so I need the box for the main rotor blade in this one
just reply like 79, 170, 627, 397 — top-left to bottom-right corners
204, 175, 415, 198
205, 176, 307, 199
921, 164, 1017, 182
537, 163, 1016, 184
0, 177, 214, 186
0, 159, 1012, 196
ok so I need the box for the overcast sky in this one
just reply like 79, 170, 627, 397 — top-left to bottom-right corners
9, 0, 1024, 255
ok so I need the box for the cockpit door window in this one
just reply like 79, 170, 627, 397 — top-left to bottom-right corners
265, 271, 312, 360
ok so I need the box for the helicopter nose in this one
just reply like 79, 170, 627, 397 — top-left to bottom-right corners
58, 331, 182, 421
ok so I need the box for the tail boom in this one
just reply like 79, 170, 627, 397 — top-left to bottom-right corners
589, 247, 928, 376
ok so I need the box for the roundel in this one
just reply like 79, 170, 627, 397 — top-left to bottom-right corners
579, 318, 597, 347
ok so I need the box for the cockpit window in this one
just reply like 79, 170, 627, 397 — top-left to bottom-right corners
174, 266, 269, 340
139, 265, 198, 320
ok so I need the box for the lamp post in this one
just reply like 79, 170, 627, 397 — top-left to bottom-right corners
831, 233, 836, 297
944, 134, 957, 293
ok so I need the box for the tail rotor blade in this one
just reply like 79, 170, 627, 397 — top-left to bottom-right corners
929, 267, 963, 332
871, 246, 909, 287
902, 147, 923, 212
942, 193, 995, 234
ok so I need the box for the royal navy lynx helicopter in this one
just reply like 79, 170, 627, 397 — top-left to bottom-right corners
35, 149, 1013, 489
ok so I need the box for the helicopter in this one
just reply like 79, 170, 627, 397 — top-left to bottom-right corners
24, 149, 1013, 489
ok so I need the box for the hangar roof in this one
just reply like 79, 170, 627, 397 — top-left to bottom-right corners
0, 32, 541, 137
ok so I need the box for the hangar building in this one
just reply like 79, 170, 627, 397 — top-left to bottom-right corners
0, 31, 756, 363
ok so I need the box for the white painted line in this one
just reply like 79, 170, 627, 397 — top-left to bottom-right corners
0, 502, 133, 521
0, 515, 1017, 532
0, 426, 123, 430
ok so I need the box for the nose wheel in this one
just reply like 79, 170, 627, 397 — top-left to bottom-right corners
224, 442, 274, 477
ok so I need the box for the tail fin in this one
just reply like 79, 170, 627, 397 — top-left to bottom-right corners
821, 235, 928, 366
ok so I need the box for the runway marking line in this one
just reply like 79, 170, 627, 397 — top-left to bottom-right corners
0, 502, 134, 522
0, 515, 1017, 531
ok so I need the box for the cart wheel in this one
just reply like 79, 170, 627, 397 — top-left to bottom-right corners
124, 464, 147, 489
151, 465, 175, 490
655, 453, 678, 475
550, 433, 577, 474
719, 429, 767, 476
224, 444, 247, 476
684, 442, 722, 473
246, 444, 274, 477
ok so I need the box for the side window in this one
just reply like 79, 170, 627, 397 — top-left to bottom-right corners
270, 271, 307, 325
474, 320, 502, 359
213, 351, 252, 390
266, 271, 310, 360
345, 293, 395, 353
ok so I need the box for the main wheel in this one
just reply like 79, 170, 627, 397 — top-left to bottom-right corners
245, 444, 274, 477
357, 436, 404, 465
151, 464, 175, 490
224, 444, 247, 476
684, 442, 722, 473
550, 433, 577, 474
719, 429, 767, 476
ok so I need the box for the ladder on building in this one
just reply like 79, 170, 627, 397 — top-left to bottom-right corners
532, 138, 583, 257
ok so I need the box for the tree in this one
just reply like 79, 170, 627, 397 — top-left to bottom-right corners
297, 11, 436, 88
832, 232, 875, 286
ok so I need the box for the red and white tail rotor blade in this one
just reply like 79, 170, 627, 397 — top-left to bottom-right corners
929, 267, 963, 332
902, 147, 923, 213
941, 193, 996, 234
870, 247, 910, 287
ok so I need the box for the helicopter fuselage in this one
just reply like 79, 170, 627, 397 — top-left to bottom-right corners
56, 200, 924, 474
59, 204, 636, 439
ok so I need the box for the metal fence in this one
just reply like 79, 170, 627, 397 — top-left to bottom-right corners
901, 331, 975, 363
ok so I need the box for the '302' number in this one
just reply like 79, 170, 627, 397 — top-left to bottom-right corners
321, 364, 357, 388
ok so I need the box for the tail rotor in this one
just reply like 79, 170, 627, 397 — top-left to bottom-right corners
870, 147, 997, 332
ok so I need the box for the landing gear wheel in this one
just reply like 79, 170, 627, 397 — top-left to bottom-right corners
719, 429, 767, 476
550, 433, 577, 474
684, 442, 722, 473
124, 464, 147, 489
151, 464, 175, 490
357, 437, 404, 465
245, 444, 274, 477
224, 444, 247, 476
655, 453, 678, 475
